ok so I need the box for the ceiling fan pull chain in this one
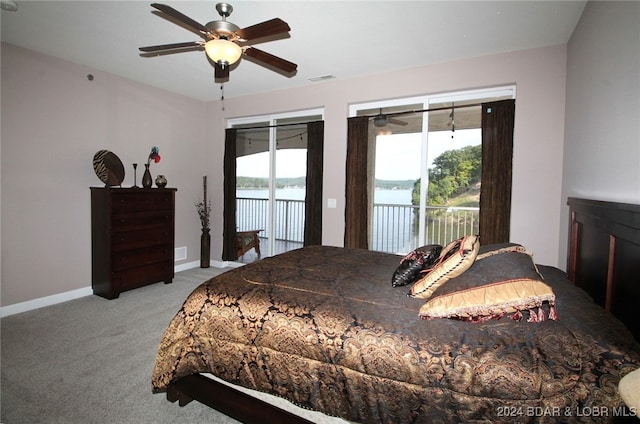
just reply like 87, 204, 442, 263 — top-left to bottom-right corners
220, 83, 226, 111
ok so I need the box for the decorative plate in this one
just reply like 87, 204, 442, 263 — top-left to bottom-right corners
93, 150, 125, 186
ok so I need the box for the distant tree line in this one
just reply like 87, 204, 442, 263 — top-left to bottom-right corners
237, 176, 306, 189
237, 177, 415, 190
237, 145, 481, 207
374, 179, 415, 190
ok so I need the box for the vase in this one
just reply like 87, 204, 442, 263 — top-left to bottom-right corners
155, 174, 167, 188
142, 164, 152, 188
200, 228, 211, 268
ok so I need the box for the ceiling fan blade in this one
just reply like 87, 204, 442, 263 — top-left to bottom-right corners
236, 18, 290, 41
214, 63, 230, 79
139, 41, 202, 53
244, 47, 297, 74
388, 118, 408, 126
151, 3, 210, 38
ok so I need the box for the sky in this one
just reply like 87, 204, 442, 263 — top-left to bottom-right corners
237, 149, 307, 179
236, 129, 481, 180
375, 129, 481, 180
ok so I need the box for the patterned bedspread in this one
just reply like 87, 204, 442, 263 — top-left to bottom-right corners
152, 246, 640, 423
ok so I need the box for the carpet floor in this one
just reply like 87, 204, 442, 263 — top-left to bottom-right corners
1, 266, 240, 424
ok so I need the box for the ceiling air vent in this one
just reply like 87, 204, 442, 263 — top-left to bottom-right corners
308, 75, 336, 82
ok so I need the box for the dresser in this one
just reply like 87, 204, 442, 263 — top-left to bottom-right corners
90, 187, 177, 299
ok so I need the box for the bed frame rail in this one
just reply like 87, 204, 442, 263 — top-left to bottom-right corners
167, 374, 313, 424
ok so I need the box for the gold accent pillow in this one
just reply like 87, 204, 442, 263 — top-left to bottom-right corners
418, 244, 558, 322
408, 235, 480, 299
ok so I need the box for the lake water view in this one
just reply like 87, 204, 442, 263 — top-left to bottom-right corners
237, 188, 413, 205
237, 188, 416, 253
236, 187, 479, 254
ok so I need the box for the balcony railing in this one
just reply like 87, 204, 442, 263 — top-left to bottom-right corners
372, 204, 479, 253
237, 197, 305, 243
236, 197, 479, 254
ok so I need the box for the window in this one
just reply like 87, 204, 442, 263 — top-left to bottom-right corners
349, 87, 515, 253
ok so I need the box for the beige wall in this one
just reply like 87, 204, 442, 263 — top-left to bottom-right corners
560, 1, 640, 265
2, 41, 570, 308
1, 43, 209, 307
213, 44, 568, 267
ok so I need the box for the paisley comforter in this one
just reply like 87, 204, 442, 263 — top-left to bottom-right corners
152, 246, 640, 423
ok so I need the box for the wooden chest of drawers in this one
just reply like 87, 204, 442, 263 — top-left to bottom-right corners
90, 187, 177, 299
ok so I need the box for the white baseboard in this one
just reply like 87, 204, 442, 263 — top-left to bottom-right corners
174, 260, 201, 272
0, 261, 234, 318
175, 259, 241, 271
0, 287, 93, 318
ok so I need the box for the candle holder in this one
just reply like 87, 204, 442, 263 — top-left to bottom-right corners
132, 163, 138, 187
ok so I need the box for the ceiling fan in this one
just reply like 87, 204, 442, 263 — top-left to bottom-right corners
139, 2, 297, 80
373, 109, 409, 128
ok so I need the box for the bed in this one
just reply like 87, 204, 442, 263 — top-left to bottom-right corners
152, 198, 640, 423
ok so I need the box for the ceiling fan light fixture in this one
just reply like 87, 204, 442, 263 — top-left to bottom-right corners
373, 115, 387, 127
205, 39, 242, 66
0, 0, 18, 11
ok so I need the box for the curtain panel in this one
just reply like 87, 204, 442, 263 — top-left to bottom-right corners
480, 99, 515, 245
222, 128, 238, 261
304, 121, 325, 246
344, 116, 370, 249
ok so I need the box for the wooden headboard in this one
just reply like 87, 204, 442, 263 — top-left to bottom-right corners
567, 197, 640, 341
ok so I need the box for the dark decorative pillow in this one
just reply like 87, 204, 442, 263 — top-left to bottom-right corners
391, 244, 442, 287
408, 235, 480, 298
418, 243, 558, 322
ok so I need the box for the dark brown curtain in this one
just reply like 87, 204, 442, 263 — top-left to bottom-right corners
344, 116, 369, 249
480, 99, 515, 245
303, 121, 324, 246
222, 128, 238, 261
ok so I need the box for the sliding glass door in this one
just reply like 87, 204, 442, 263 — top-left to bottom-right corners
350, 87, 514, 253
231, 110, 323, 261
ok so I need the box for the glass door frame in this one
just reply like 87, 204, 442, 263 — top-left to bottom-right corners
348, 86, 515, 249
228, 108, 324, 258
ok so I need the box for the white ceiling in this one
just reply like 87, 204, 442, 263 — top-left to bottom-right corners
1, 1, 586, 102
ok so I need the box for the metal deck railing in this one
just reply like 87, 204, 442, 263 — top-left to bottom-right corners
236, 197, 479, 256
